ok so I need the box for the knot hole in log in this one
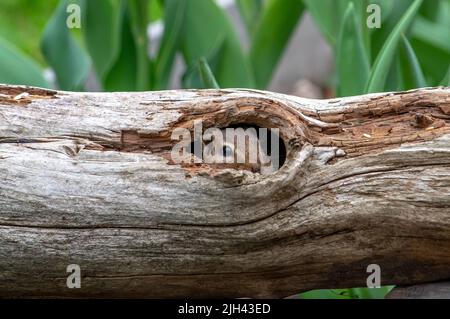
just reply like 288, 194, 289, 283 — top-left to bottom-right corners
187, 124, 287, 174
161, 96, 308, 179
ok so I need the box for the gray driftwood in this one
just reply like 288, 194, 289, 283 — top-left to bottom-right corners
0, 84, 449, 298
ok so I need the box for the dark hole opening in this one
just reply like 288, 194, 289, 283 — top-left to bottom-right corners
188, 124, 286, 172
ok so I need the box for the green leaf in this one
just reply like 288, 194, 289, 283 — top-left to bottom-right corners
304, 0, 366, 46
400, 34, 427, 89
149, 0, 163, 22
198, 57, 219, 89
412, 16, 450, 54
419, 0, 442, 21
358, 0, 371, 59
0, 37, 49, 87
177, 0, 255, 88
103, 7, 137, 91
440, 66, 450, 87
154, 0, 186, 90
336, 2, 370, 96
299, 286, 394, 299
370, 0, 412, 62
182, 37, 224, 89
348, 286, 395, 299
410, 36, 450, 86
299, 289, 354, 299
305, 0, 371, 58
384, 54, 405, 91
249, 0, 304, 89
365, 0, 423, 93
236, 0, 263, 37
436, 0, 450, 29
127, 0, 151, 91
0, 0, 59, 65
303, 0, 341, 45
82, 0, 123, 79
41, 0, 90, 90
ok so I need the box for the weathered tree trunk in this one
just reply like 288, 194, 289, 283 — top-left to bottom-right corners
387, 281, 450, 299
0, 84, 449, 298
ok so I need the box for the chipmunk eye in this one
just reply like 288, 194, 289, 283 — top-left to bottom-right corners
223, 145, 233, 157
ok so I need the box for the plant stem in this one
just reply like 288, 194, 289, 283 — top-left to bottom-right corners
128, 0, 150, 91
198, 57, 219, 89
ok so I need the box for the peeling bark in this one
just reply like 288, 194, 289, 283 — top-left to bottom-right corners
0, 84, 449, 298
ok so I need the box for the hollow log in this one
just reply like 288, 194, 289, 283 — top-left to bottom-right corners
0, 84, 449, 298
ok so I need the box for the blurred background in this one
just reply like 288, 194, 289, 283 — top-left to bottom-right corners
0, 0, 448, 97
0, 0, 449, 298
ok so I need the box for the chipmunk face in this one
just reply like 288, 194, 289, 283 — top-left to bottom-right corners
201, 127, 281, 175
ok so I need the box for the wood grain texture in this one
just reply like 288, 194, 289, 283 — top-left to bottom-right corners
387, 281, 450, 299
0, 84, 449, 298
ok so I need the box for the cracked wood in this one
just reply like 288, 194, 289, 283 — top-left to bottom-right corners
0, 84, 449, 298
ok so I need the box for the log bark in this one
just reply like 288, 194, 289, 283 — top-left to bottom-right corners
0, 84, 449, 298
387, 281, 450, 299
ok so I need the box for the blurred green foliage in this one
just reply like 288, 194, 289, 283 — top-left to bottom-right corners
0, 0, 59, 64
0, 0, 448, 299
0, 0, 448, 94
0, 0, 304, 91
